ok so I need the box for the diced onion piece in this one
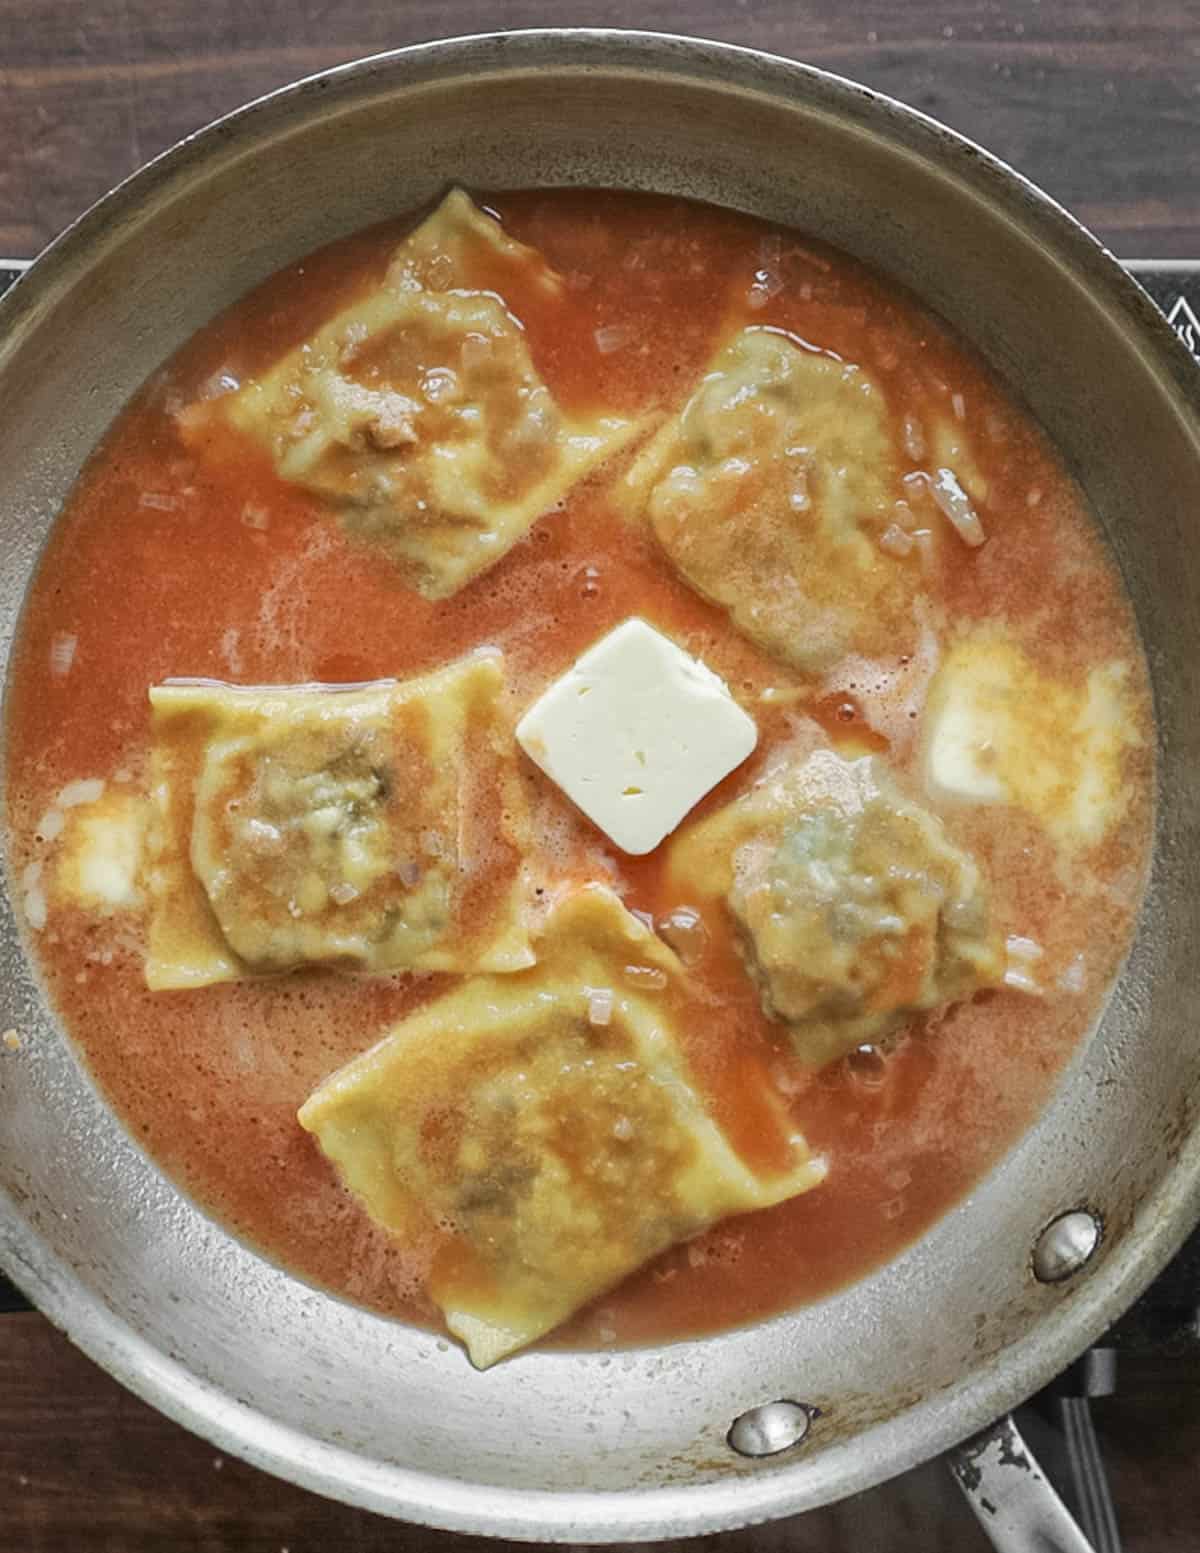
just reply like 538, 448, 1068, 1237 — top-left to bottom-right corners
419, 829, 447, 858
931, 467, 986, 547
907, 467, 987, 549
515, 392, 556, 447
902, 414, 926, 461
138, 491, 178, 512
623, 963, 668, 992
420, 367, 461, 404
879, 523, 914, 558
657, 906, 709, 966
241, 503, 270, 531
586, 986, 615, 1027
594, 324, 634, 355
56, 778, 105, 809
197, 368, 241, 401
21, 862, 47, 931
747, 267, 784, 310
1004, 933, 1044, 994
1058, 953, 1087, 994
337, 322, 369, 365
50, 632, 77, 678
329, 881, 360, 906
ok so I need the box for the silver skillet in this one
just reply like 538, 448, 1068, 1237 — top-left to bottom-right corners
1, 29, 1198, 1548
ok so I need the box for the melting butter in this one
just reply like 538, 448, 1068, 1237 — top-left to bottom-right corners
923, 632, 1139, 849
54, 789, 148, 912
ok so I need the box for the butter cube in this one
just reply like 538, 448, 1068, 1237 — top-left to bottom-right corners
516, 618, 757, 855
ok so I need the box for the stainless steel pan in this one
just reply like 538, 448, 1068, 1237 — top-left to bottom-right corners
2, 30, 1198, 1545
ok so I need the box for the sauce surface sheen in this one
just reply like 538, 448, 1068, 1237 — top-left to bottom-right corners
3, 190, 1152, 1348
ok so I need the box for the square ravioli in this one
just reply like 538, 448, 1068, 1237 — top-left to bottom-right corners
622, 326, 914, 671
195, 189, 639, 599
668, 746, 1003, 1066
298, 885, 825, 1368
145, 652, 534, 989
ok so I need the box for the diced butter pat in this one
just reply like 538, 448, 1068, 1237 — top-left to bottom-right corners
925, 680, 1009, 803
55, 791, 147, 912
923, 633, 1138, 849
516, 618, 758, 855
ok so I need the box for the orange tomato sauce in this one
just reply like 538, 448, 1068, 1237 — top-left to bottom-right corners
3, 190, 1152, 1347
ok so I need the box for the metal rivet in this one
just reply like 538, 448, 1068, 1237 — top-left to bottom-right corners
727, 1399, 815, 1458
1032, 1209, 1102, 1284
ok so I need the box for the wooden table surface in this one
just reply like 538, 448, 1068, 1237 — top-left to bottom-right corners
2, 1, 1198, 1549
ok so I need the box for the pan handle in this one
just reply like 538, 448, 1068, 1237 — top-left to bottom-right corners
947, 1413, 1096, 1553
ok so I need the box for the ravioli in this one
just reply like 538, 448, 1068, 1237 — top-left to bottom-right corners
923, 631, 1140, 850
669, 747, 1004, 1066
199, 189, 637, 598
622, 326, 913, 670
298, 886, 825, 1367
145, 653, 534, 989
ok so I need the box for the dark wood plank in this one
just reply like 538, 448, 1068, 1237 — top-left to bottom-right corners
0, 1313, 990, 1552
5, 1310, 1200, 1551
0, 0, 1197, 258
1093, 1358, 1200, 1553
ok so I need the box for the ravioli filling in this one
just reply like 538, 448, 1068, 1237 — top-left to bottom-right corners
145, 654, 533, 988
670, 748, 1004, 1065
298, 886, 825, 1367
199, 189, 638, 598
